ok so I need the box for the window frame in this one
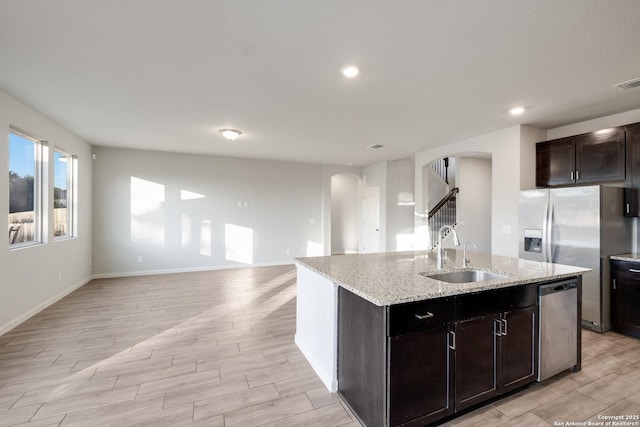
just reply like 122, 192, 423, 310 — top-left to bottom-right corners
8, 127, 48, 249
53, 148, 77, 240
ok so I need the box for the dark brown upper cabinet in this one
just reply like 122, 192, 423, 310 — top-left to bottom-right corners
624, 123, 640, 216
536, 136, 575, 186
536, 128, 625, 187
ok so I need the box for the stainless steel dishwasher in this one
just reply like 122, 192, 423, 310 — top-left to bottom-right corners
538, 279, 578, 381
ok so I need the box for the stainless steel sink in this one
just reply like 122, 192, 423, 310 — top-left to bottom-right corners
422, 269, 507, 283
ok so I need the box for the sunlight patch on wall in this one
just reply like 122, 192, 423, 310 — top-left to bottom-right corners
181, 214, 191, 249
225, 224, 253, 264
396, 233, 415, 251
130, 177, 165, 246
306, 240, 324, 257
181, 190, 205, 200
200, 220, 212, 256
397, 192, 415, 206
414, 224, 429, 250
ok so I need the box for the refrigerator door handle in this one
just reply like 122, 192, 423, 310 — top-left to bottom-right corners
542, 199, 550, 263
545, 200, 554, 263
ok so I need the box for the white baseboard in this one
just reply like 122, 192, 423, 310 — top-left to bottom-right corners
0, 276, 92, 336
91, 261, 294, 279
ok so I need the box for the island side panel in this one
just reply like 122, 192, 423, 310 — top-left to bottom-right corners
295, 264, 339, 392
338, 287, 387, 427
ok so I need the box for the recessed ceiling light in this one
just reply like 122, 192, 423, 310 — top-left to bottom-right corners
341, 65, 359, 78
509, 106, 525, 116
219, 129, 242, 140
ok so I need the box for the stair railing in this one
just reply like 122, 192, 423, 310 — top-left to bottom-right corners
428, 187, 459, 249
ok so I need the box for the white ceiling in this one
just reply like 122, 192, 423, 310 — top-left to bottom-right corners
1, 0, 639, 166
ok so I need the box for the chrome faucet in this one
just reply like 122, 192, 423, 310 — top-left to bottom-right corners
463, 241, 476, 268
436, 225, 460, 269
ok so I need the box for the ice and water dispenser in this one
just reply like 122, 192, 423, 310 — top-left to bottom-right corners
523, 229, 543, 253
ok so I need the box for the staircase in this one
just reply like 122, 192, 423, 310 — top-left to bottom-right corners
428, 187, 459, 249
427, 157, 458, 249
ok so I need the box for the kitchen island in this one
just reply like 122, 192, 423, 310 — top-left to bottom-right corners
295, 250, 588, 427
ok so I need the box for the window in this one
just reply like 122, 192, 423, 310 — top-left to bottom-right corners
53, 149, 76, 239
8, 128, 46, 247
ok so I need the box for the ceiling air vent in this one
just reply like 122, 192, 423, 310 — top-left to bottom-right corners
367, 144, 384, 150
612, 77, 640, 90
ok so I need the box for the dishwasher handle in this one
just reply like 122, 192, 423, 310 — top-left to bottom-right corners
554, 283, 576, 291
539, 280, 577, 296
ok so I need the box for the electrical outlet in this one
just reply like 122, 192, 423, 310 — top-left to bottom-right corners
137, 255, 143, 263
57, 272, 62, 282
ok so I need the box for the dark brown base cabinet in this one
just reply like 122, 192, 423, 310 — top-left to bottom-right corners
611, 260, 640, 338
338, 283, 544, 427
454, 309, 536, 412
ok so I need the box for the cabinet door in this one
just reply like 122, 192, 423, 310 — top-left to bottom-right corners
536, 138, 575, 186
625, 124, 640, 216
388, 325, 454, 426
501, 306, 537, 393
454, 314, 500, 411
575, 129, 625, 184
612, 262, 640, 338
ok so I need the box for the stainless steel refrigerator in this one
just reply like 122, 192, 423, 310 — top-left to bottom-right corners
519, 185, 631, 333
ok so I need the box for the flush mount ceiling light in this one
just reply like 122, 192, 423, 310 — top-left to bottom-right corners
341, 65, 359, 78
367, 144, 384, 150
509, 106, 525, 116
219, 129, 242, 140
612, 76, 640, 90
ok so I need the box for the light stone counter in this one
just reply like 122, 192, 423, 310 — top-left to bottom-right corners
611, 253, 640, 262
295, 249, 589, 306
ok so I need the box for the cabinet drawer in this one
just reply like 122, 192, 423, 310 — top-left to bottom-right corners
612, 260, 640, 282
388, 297, 454, 336
456, 284, 538, 320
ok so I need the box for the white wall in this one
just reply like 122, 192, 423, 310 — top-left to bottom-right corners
456, 157, 492, 254
415, 125, 542, 257
331, 174, 360, 254
0, 90, 93, 334
92, 146, 326, 276
386, 157, 415, 251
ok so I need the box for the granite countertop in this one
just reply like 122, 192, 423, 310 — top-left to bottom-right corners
295, 250, 590, 306
610, 253, 640, 262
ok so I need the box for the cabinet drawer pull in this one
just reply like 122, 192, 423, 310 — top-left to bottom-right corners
494, 319, 503, 336
629, 269, 640, 273
570, 171, 574, 180
576, 170, 580, 180
627, 204, 631, 214
448, 331, 456, 350
414, 312, 434, 320
502, 319, 508, 336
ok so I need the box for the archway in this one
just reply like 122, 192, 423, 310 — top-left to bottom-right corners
330, 174, 361, 255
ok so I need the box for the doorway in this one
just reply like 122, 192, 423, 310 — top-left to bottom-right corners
330, 174, 361, 255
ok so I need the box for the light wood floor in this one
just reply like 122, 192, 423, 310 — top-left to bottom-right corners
0, 265, 638, 426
